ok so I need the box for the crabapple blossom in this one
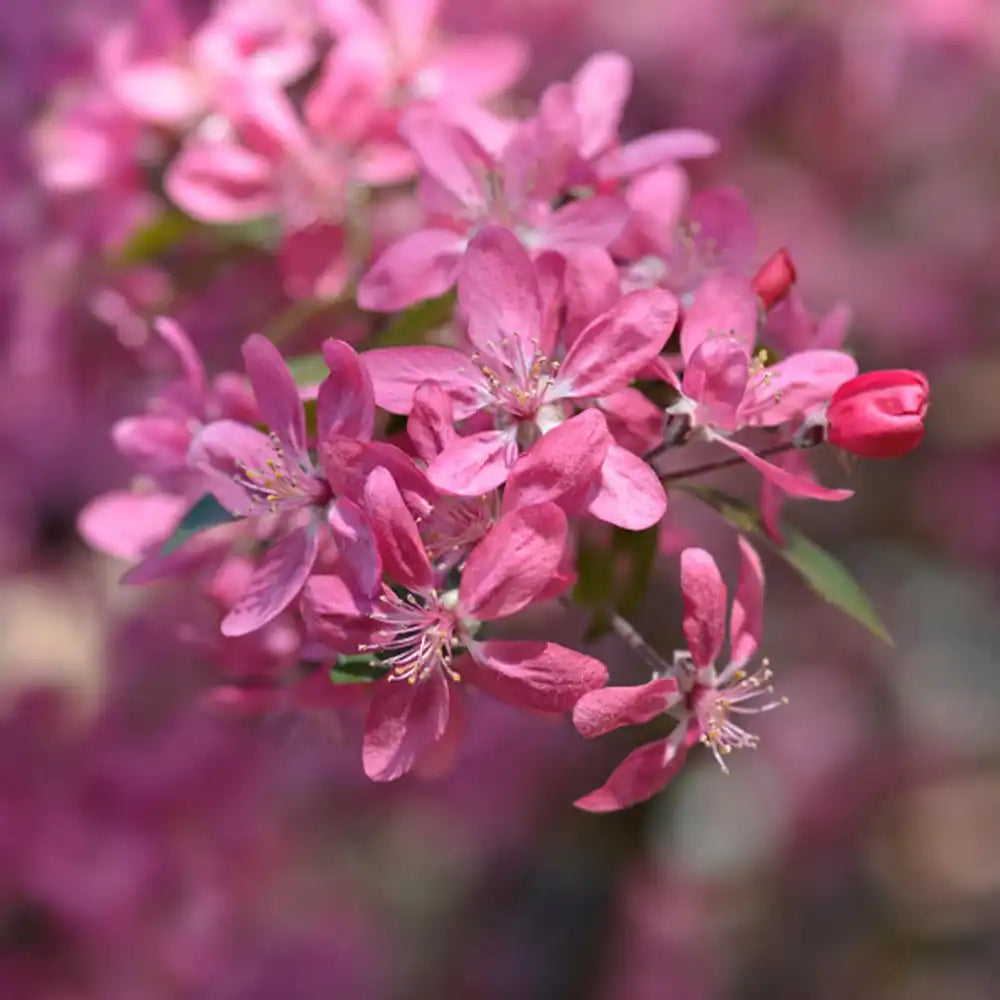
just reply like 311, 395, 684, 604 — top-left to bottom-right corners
573, 539, 784, 812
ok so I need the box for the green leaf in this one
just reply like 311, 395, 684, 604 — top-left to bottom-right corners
115, 210, 197, 264
689, 486, 893, 644
159, 494, 236, 556
285, 352, 328, 387
371, 291, 456, 348
329, 655, 389, 684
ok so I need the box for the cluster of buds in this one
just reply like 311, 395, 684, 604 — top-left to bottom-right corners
55, 1, 928, 811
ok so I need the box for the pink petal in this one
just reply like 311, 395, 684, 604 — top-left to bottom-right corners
407, 381, 456, 463
540, 196, 629, 250
165, 141, 277, 224
461, 640, 608, 711
303, 572, 377, 620
111, 416, 191, 470
427, 35, 528, 99
77, 491, 186, 561
317, 339, 375, 442
362, 671, 451, 782
587, 443, 667, 530
501, 410, 610, 516
556, 288, 677, 399
597, 128, 719, 180
242, 333, 307, 462
680, 547, 726, 669
280, 223, 351, 301
188, 420, 287, 515
730, 536, 764, 671
327, 496, 380, 599
305, 34, 389, 144
356, 228, 465, 311
739, 350, 858, 427
361, 345, 484, 417
154, 317, 206, 398
759, 449, 813, 544
458, 226, 542, 363
572, 51, 632, 159
560, 246, 621, 347
363, 466, 432, 592
459, 504, 568, 620
221, 523, 319, 636
682, 338, 750, 433
597, 388, 663, 454
427, 428, 517, 496
686, 186, 757, 274
383, 0, 439, 66
681, 273, 759, 363
713, 435, 853, 501
321, 439, 434, 507
622, 166, 689, 255
399, 109, 491, 211
574, 733, 689, 812
572, 678, 680, 738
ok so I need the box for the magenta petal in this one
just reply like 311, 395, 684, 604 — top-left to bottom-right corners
715, 435, 853, 501
574, 734, 689, 812
597, 128, 719, 180
681, 272, 759, 363
573, 678, 680, 738
242, 333, 307, 461
165, 141, 276, 223
327, 496, 380, 598
407, 381, 456, 463
587, 443, 667, 530
462, 640, 608, 712
427, 429, 517, 496
458, 226, 542, 361
356, 228, 465, 312
557, 288, 677, 399
221, 522, 319, 636
362, 672, 451, 782
77, 491, 187, 561
459, 504, 568, 620
501, 410, 610, 516
317, 339, 375, 441
361, 345, 484, 417
572, 51, 631, 159
363, 466, 432, 592
188, 419, 285, 514
730, 536, 765, 670
680, 547, 727, 669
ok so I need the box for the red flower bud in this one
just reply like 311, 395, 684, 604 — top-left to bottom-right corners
751, 247, 796, 310
826, 369, 929, 458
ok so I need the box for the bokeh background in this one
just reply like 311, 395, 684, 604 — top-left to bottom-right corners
2, 1, 1000, 997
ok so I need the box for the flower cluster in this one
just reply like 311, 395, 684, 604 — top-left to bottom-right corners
55, 0, 930, 810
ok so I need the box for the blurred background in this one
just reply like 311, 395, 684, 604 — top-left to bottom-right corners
2, 1, 999, 997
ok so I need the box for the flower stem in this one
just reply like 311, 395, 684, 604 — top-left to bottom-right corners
607, 611, 674, 676
653, 440, 799, 483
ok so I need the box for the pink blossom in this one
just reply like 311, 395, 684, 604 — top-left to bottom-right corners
662, 272, 859, 500
189, 334, 386, 636
356, 107, 632, 311
573, 539, 785, 812
304, 466, 607, 780
363, 226, 674, 525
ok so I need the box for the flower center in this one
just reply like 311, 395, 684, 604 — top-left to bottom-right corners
234, 434, 327, 513
692, 659, 787, 772
473, 334, 560, 420
364, 586, 462, 684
